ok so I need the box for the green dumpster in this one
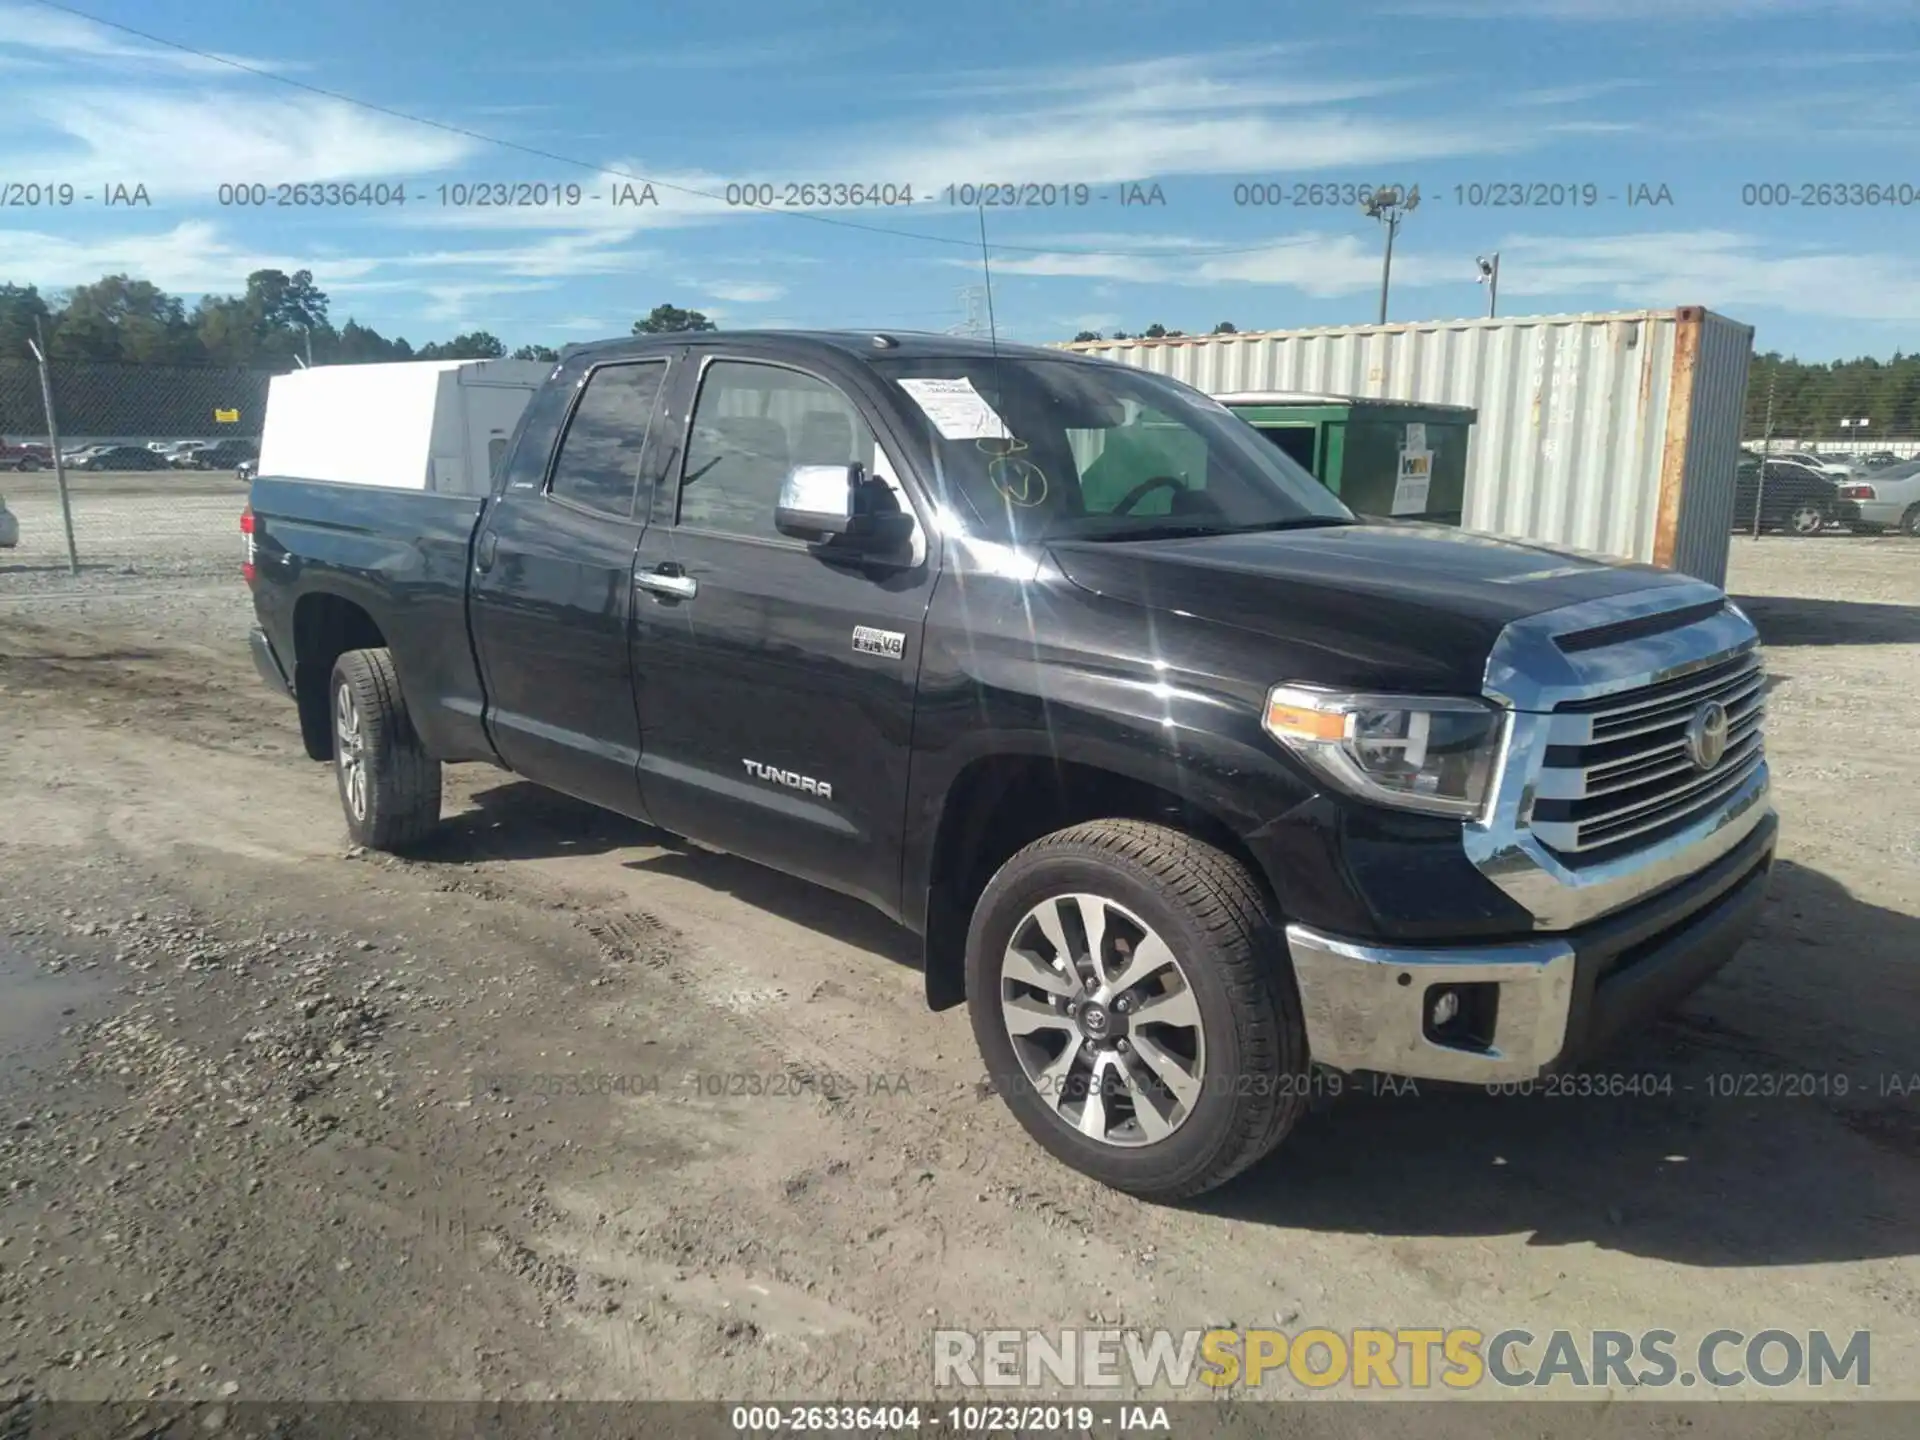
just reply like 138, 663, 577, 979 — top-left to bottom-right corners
1218, 392, 1476, 525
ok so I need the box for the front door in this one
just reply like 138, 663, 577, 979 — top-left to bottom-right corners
469, 356, 672, 816
631, 354, 937, 917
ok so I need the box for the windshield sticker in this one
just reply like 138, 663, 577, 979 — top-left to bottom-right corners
898, 377, 1014, 441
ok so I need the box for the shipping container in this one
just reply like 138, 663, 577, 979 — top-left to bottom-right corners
1061, 308, 1754, 587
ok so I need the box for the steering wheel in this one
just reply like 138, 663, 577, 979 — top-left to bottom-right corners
1111, 474, 1188, 515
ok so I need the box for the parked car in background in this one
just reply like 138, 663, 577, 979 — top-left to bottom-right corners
1773, 450, 1858, 478
166, 441, 215, 468
193, 440, 259, 471
1857, 449, 1901, 470
1838, 460, 1920, 536
73, 445, 172, 472
0, 439, 50, 471
1733, 459, 1850, 535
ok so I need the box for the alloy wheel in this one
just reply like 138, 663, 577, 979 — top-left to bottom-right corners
334, 683, 367, 821
998, 892, 1206, 1147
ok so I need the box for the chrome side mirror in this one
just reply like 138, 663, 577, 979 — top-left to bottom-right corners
774, 463, 860, 540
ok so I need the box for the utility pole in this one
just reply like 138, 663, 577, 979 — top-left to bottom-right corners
1361, 185, 1418, 325
27, 315, 78, 575
1751, 368, 1776, 541
948, 286, 988, 338
1476, 253, 1500, 318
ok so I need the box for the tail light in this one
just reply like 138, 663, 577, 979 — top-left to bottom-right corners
240, 503, 256, 584
1839, 483, 1875, 501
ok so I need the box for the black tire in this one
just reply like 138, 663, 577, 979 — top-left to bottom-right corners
966, 820, 1307, 1201
328, 648, 441, 851
16, 457, 39, 472
1903, 504, 1920, 538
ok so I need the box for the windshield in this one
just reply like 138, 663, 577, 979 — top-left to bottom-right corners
870, 355, 1353, 544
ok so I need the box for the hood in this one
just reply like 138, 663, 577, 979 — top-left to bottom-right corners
1048, 521, 1702, 695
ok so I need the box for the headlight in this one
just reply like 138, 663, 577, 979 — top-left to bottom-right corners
1262, 684, 1508, 821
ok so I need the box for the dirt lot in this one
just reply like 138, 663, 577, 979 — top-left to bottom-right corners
0, 474, 1916, 1418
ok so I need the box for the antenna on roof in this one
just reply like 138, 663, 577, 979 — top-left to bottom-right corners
976, 205, 1000, 362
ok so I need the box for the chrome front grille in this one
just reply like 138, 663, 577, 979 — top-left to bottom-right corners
1530, 647, 1766, 861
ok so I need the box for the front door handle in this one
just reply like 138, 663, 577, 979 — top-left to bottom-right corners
635, 566, 697, 600
475, 531, 498, 572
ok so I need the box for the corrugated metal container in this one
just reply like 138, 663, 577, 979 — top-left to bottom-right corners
1060, 308, 1754, 587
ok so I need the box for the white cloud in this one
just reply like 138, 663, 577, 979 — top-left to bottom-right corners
6, 91, 474, 190
388, 231, 663, 280
1509, 80, 1649, 105
1387, 0, 1880, 17
1490, 231, 1920, 322
0, 220, 383, 297
960, 227, 1920, 325
703, 281, 786, 303
411, 280, 559, 326
0, 2, 283, 75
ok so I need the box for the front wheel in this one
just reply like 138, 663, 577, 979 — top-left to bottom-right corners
966, 820, 1307, 1201
329, 648, 441, 851
1902, 503, 1920, 538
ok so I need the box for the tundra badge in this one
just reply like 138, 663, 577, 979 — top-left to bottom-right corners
852, 625, 906, 659
742, 760, 833, 800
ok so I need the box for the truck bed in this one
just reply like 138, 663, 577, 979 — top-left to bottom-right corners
247, 474, 494, 763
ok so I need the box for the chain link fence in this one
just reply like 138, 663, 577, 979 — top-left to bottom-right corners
0, 359, 279, 447
1, 359, 281, 578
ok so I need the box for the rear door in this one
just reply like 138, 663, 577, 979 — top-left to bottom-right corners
469, 355, 673, 817
630, 352, 936, 916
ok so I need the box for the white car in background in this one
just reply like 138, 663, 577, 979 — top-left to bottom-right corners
1775, 450, 1859, 478
1838, 460, 1920, 536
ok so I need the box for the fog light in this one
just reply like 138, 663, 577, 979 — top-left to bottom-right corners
1429, 988, 1461, 1028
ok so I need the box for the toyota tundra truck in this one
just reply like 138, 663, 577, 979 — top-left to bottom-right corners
242, 331, 1776, 1199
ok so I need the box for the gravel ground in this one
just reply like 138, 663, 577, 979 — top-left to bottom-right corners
0, 478, 1915, 1423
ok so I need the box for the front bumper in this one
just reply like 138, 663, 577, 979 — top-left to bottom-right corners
1288, 810, 1776, 1082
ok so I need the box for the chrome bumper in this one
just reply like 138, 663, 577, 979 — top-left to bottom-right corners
1287, 927, 1576, 1082
1287, 813, 1775, 1084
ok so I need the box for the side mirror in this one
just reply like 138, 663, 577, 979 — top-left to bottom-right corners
775, 463, 914, 553
775, 463, 861, 540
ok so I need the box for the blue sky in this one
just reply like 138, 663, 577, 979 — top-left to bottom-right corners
1, 0, 1917, 359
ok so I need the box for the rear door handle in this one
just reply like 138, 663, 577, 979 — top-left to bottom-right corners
635, 566, 697, 600
475, 531, 498, 572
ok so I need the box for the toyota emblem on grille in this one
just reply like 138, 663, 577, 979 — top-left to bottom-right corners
1685, 700, 1730, 771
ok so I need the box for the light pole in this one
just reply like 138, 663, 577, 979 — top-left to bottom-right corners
1476, 253, 1500, 318
1360, 185, 1418, 325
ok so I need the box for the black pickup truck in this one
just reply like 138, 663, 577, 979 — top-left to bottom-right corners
244, 331, 1776, 1199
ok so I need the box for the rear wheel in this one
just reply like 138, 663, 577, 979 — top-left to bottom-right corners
966, 820, 1307, 1201
1903, 503, 1920, 538
1787, 503, 1826, 536
329, 648, 441, 851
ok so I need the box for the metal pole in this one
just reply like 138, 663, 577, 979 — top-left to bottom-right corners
1378, 212, 1396, 325
1487, 252, 1499, 319
1750, 369, 1775, 541
28, 316, 78, 576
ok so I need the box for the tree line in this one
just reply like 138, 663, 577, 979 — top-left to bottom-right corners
0, 273, 718, 371
5, 272, 1914, 438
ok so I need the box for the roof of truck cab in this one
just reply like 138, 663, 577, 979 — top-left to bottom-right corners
559, 331, 1114, 363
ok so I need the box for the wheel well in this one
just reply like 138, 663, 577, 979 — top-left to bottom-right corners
921, 756, 1271, 1011
291, 593, 386, 761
